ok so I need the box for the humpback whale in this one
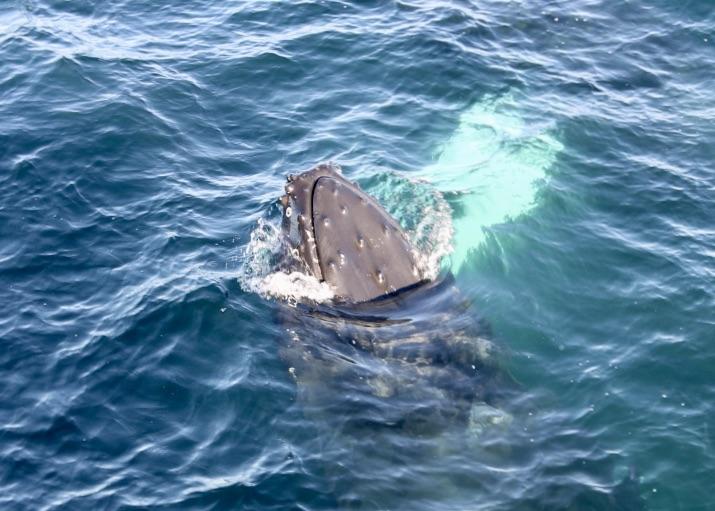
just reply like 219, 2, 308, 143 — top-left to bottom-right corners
277, 162, 512, 433
274, 164, 646, 509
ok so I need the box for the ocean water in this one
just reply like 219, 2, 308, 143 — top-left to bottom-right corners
1, 0, 714, 510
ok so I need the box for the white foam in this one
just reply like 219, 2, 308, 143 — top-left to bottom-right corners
238, 217, 335, 305
257, 271, 334, 305
409, 186, 454, 280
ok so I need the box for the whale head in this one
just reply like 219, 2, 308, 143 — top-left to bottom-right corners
280, 163, 427, 303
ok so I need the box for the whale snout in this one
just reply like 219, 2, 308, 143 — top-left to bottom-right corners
281, 163, 425, 303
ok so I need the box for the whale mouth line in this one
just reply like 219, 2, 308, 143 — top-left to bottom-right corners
310, 175, 333, 283
281, 163, 427, 304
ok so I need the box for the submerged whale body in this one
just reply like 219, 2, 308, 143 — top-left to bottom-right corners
280, 162, 428, 303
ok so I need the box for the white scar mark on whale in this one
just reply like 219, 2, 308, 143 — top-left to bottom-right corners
417, 94, 564, 273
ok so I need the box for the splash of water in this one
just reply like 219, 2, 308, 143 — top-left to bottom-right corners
417, 95, 563, 273
239, 175, 452, 303
237, 217, 334, 304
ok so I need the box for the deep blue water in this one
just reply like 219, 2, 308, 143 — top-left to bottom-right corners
2, 1, 714, 509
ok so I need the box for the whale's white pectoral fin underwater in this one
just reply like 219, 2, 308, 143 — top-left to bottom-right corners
280, 163, 428, 303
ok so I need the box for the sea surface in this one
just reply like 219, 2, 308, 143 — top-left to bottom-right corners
1, 1, 714, 510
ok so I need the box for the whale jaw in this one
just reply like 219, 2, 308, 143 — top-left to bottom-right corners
280, 163, 425, 303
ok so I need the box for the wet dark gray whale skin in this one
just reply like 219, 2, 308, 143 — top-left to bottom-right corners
280, 162, 428, 303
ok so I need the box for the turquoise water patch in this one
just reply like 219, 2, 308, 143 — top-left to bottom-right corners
419, 96, 563, 273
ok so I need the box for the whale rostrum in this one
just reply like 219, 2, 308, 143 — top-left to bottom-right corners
280, 163, 426, 303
